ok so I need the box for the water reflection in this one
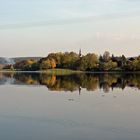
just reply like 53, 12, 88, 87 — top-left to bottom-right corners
0, 72, 140, 93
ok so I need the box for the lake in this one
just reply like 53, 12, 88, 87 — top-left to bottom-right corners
0, 72, 140, 140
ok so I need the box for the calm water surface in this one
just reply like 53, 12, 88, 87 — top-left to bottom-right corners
0, 72, 140, 140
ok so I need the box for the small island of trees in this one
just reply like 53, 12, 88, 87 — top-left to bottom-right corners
3, 51, 140, 72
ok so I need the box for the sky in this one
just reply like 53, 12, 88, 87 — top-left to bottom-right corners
0, 0, 140, 57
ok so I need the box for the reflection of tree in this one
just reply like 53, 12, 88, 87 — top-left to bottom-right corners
2, 72, 140, 92
125, 74, 140, 89
99, 74, 118, 93
14, 73, 39, 85
78, 74, 99, 91
46, 75, 79, 92
39, 74, 56, 87
3, 72, 14, 78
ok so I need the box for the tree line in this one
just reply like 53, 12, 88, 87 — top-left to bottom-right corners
3, 51, 140, 71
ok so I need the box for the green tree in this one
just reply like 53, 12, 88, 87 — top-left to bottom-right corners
99, 60, 118, 71
103, 51, 110, 62
60, 52, 79, 69
78, 53, 99, 71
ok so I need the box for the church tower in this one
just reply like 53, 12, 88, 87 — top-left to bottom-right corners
79, 49, 82, 57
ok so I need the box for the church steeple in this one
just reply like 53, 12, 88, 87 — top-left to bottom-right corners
79, 49, 82, 57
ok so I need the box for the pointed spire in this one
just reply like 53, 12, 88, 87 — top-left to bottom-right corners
79, 49, 82, 57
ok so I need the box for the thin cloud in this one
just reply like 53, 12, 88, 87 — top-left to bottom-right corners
0, 10, 140, 30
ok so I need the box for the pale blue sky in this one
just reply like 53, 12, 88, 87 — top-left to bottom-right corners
0, 0, 140, 57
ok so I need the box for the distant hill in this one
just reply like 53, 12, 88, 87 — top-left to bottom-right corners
0, 57, 42, 65
0, 57, 14, 65
12, 57, 42, 63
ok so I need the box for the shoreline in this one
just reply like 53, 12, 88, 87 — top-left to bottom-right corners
1, 69, 140, 74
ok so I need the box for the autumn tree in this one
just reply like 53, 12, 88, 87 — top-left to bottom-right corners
14, 59, 36, 70
47, 52, 63, 67
39, 58, 56, 70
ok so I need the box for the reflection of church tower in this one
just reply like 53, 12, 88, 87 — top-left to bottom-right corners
79, 49, 82, 57
79, 86, 81, 95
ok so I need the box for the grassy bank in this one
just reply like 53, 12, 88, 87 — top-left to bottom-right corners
1, 68, 140, 75
0, 69, 83, 75
37, 69, 83, 75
